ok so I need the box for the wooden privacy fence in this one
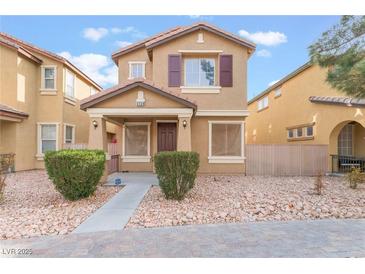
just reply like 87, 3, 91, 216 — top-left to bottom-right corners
246, 144, 328, 176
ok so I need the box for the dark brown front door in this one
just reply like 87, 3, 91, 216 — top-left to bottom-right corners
158, 123, 177, 152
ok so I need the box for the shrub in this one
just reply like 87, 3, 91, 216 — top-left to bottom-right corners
346, 167, 364, 189
44, 149, 106, 201
154, 151, 199, 200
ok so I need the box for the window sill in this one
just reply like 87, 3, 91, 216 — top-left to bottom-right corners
180, 86, 221, 94
128, 77, 146, 80
64, 96, 77, 106
287, 136, 314, 142
35, 154, 44, 161
40, 90, 57, 95
208, 156, 245, 164
257, 106, 269, 112
121, 156, 151, 162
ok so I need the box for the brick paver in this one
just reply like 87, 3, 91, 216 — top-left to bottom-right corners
1, 219, 364, 257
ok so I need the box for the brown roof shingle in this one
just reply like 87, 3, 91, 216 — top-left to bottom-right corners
0, 104, 29, 119
309, 96, 365, 107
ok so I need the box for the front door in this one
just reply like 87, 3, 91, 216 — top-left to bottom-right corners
157, 123, 177, 152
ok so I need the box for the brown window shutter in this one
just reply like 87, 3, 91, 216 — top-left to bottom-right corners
220, 55, 233, 87
168, 54, 181, 87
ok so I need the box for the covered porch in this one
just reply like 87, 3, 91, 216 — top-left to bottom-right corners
80, 80, 197, 179
329, 121, 365, 173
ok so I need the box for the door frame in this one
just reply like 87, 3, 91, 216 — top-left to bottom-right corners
156, 120, 178, 152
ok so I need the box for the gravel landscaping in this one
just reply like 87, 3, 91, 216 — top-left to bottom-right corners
127, 175, 365, 228
0, 170, 120, 240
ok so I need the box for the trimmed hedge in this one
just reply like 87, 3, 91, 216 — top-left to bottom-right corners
44, 149, 106, 201
154, 151, 199, 200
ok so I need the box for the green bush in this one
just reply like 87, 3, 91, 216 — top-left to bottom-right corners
346, 167, 364, 189
44, 149, 106, 201
154, 151, 199, 200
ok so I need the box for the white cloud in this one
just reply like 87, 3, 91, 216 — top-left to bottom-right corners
238, 29, 287, 46
115, 41, 132, 48
111, 27, 122, 34
268, 80, 279, 87
256, 49, 271, 57
82, 27, 109, 42
58, 51, 118, 87
188, 15, 213, 21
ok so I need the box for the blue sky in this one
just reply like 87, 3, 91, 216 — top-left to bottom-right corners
0, 15, 340, 99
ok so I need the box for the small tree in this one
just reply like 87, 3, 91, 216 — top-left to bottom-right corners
309, 16, 365, 98
314, 172, 324, 195
346, 167, 363, 189
0, 173, 5, 203
154, 151, 199, 200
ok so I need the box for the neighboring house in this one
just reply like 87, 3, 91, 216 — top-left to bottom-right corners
81, 22, 256, 174
246, 63, 365, 173
0, 33, 103, 171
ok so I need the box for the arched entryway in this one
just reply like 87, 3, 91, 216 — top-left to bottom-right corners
329, 120, 365, 173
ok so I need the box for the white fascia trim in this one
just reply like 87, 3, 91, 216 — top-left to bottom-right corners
178, 50, 223, 53
208, 157, 246, 164
180, 86, 221, 94
87, 108, 193, 116
121, 156, 151, 163
196, 110, 250, 117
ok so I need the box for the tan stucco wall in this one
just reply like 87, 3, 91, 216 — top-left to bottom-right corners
246, 65, 365, 147
114, 29, 249, 111
117, 48, 152, 83
0, 43, 101, 171
91, 86, 186, 109
109, 115, 246, 174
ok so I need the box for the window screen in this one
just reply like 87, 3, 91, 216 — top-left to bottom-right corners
125, 125, 148, 156
41, 124, 56, 153
185, 58, 215, 86
338, 124, 353, 156
211, 123, 241, 156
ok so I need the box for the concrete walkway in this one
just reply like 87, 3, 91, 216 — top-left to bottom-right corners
73, 172, 158, 234
1, 219, 364, 257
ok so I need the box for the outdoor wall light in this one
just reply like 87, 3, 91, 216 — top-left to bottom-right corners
92, 120, 98, 129
182, 120, 187, 128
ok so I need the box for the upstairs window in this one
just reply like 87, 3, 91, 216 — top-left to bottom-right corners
257, 96, 269, 111
129, 62, 146, 79
306, 126, 313, 137
90, 87, 97, 96
274, 88, 281, 97
297, 128, 303, 137
185, 58, 215, 87
41, 66, 56, 90
65, 70, 75, 98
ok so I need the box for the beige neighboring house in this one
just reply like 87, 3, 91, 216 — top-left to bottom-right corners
246, 63, 365, 173
81, 22, 256, 174
0, 33, 103, 171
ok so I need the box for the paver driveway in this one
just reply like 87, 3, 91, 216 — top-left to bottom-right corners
1, 219, 364, 257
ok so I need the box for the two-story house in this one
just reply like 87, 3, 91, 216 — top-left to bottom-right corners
246, 62, 365, 173
80, 22, 256, 174
0, 33, 104, 171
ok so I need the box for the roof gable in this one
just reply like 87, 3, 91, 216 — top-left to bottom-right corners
0, 32, 102, 90
111, 22, 256, 63
80, 80, 197, 110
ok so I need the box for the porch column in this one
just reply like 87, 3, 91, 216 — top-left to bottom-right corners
88, 116, 108, 182
177, 115, 192, 151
